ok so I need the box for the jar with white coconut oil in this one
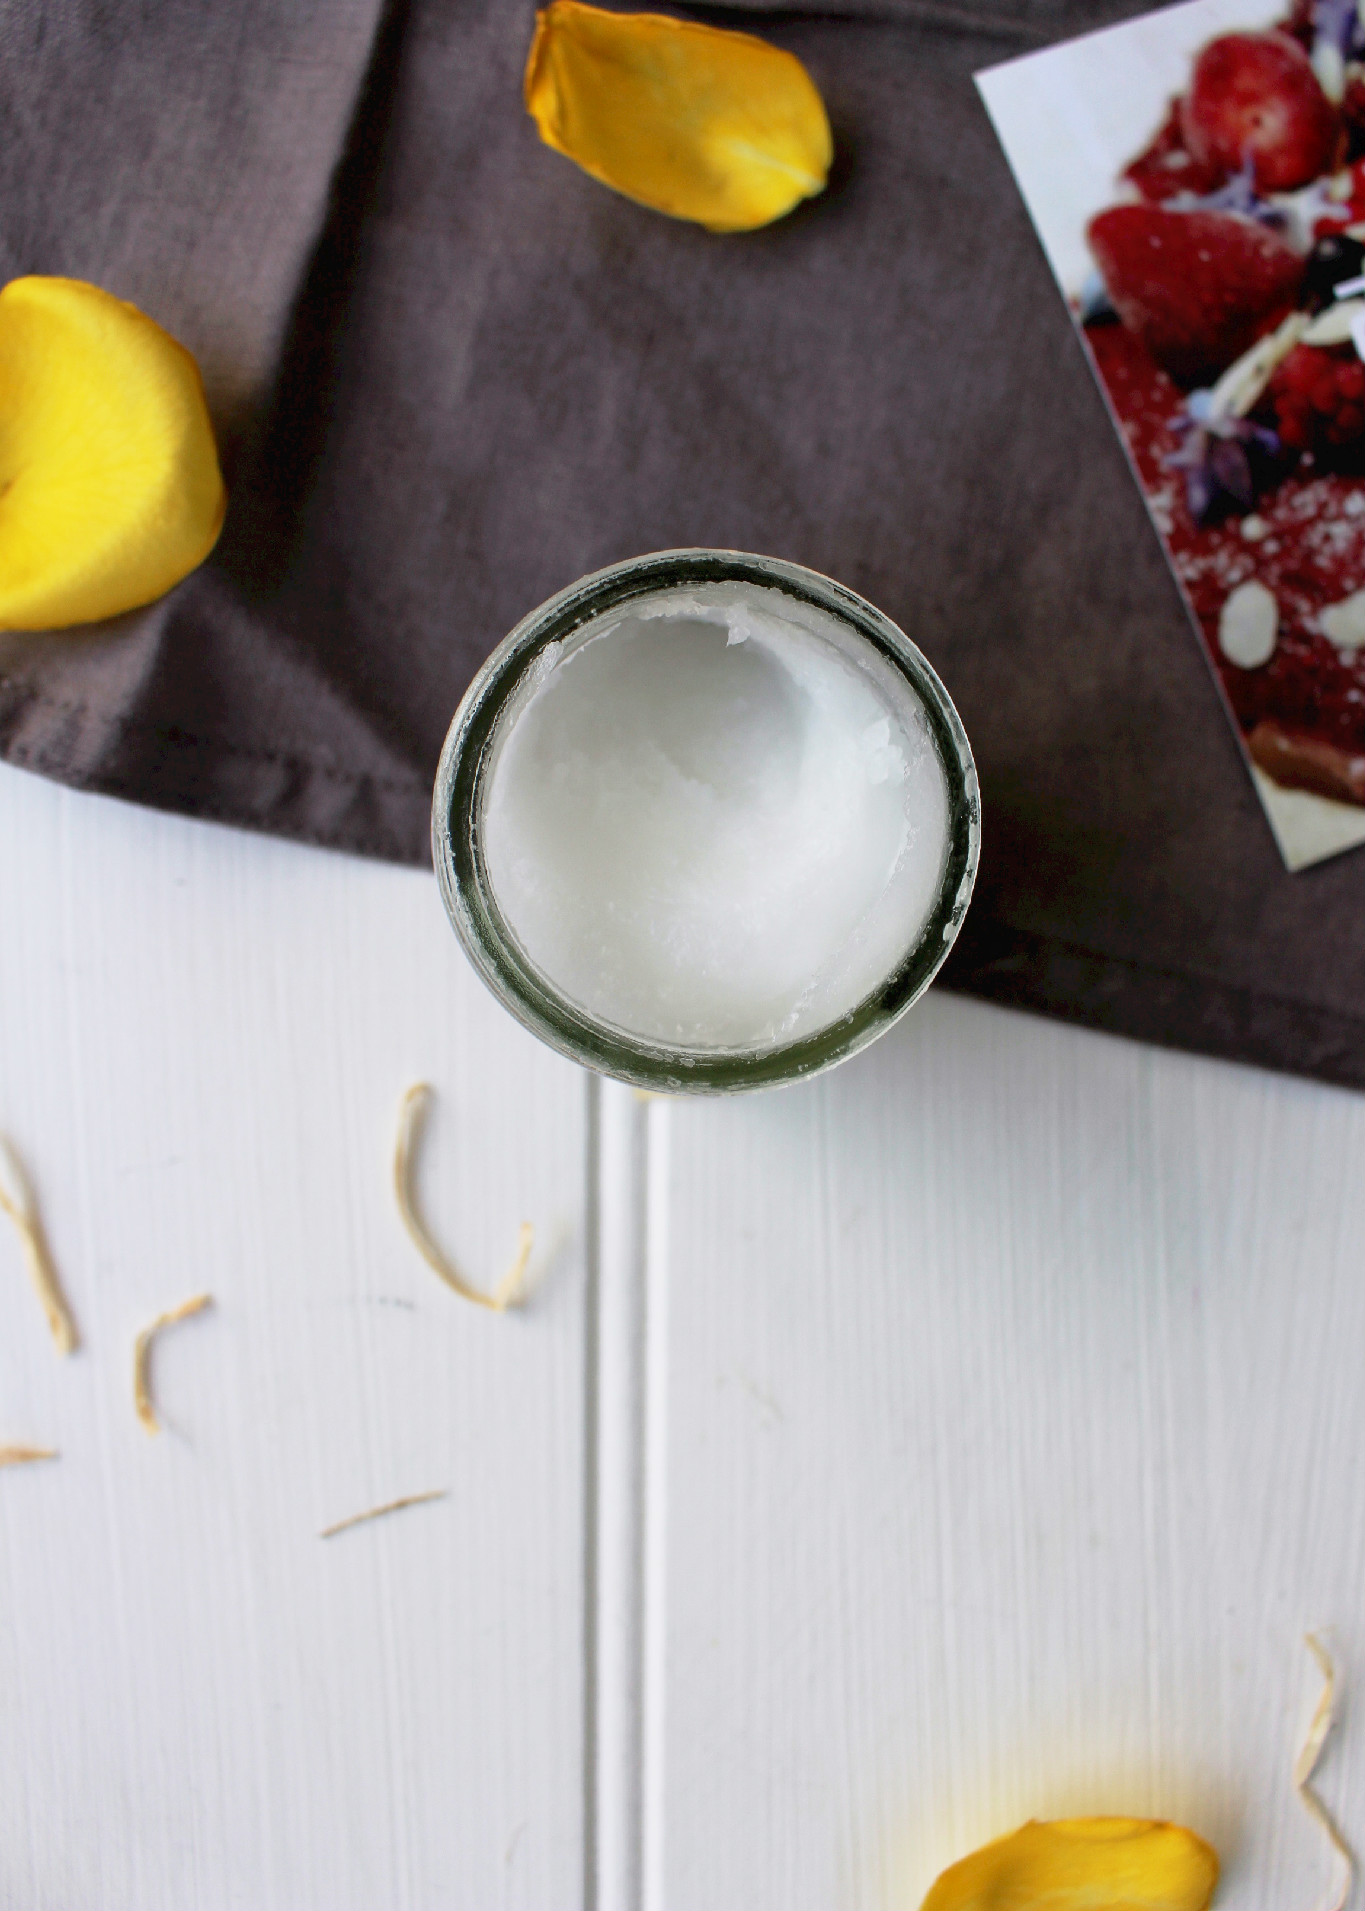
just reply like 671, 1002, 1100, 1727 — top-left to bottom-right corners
432, 550, 980, 1093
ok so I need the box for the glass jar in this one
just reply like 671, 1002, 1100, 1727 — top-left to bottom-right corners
432, 549, 980, 1094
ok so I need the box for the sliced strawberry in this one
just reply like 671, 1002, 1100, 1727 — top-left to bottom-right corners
1087, 206, 1304, 384
1182, 31, 1338, 192
1124, 96, 1230, 201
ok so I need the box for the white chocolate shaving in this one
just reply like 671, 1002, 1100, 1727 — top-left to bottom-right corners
133, 1292, 213, 1435
1296, 1635, 1355, 1911
392, 1084, 531, 1312
320, 1489, 447, 1540
0, 1445, 57, 1467
0, 1136, 78, 1355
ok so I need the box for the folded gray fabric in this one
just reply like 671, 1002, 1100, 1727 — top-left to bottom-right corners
2, 0, 1362, 1086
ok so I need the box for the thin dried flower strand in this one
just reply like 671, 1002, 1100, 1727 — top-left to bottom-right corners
320, 1489, 447, 1540
0, 1444, 57, 1467
0, 1136, 78, 1354
392, 1084, 531, 1312
133, 1292, 213, 1435
1296, 1634, 1355, 1911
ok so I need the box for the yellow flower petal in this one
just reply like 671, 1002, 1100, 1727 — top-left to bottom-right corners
524, 1, 832, 233
0, 276, 226, 631
921, 1818, 1219, 1911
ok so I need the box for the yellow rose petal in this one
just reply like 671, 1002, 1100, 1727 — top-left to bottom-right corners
0, 276, 226, 631
921, 1818, 1219, 1911
524, 1, 832, 233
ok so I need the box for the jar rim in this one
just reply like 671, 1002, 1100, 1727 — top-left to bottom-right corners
432, 549, 981, 1094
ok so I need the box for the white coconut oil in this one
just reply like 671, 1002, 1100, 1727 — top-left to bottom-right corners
481, 580, 950, 1050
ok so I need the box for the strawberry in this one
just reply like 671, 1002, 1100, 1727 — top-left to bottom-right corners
1124, 96, 1228, 201
1269, 340, 1365, 448
1181, 31, 1338, 192
1087, 205, 1305, 384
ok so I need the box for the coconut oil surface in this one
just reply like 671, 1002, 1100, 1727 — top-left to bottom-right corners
481, 581, 950, 1049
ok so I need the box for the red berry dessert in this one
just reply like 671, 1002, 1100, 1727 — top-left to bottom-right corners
1082, 2, 1365, 809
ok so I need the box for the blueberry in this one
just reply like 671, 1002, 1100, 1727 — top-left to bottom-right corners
1303, 232, 1365, 313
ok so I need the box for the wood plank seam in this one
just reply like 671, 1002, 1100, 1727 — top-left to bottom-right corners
585, 1079, 669, 1911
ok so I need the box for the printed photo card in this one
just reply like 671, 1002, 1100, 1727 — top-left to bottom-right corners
980, 0, 1365, 868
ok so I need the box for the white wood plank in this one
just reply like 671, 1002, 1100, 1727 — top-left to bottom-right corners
0, 762, 587, 1911
657, 995, 1365, 1911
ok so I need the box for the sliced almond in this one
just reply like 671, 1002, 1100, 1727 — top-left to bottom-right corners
1303, 299, 1365, 347
1314, 39, 1347, 102
1209, 311, 1308, 419
1320, 588, 1365, 650
1219, 580, 1278, 669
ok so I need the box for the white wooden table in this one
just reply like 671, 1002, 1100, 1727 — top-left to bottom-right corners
0, 756, 1361, 1911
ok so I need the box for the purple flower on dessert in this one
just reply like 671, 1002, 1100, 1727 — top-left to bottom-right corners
1169, 389, 1282, 520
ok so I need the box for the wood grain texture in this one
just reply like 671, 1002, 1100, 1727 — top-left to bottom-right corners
658, 998, 1365, 1911
0, 762, 586, 1911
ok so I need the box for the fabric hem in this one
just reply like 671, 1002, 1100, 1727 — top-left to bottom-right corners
943, 920, 1365, 1091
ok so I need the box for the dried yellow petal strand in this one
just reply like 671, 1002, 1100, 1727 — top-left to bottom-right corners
0, 1135, 78, 1354
920, 1818, 1219, 1911
524, 1, 832, 232
1296, 1635, 1355, 1911
133, 1292, 213, 1435
0, 1444, 57, 1467
392, 1084, 531, 1312
319, 1489, 447, 1540
0, 276, 225, 630
497, 1220, 535, 1310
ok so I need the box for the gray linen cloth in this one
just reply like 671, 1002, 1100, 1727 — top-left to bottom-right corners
2, 0, 1363, 1086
